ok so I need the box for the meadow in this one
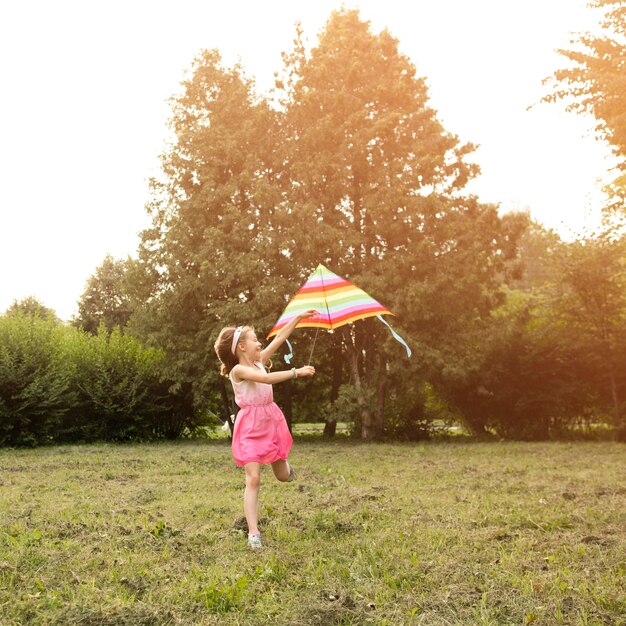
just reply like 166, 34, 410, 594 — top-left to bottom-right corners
0, 438, 624, 625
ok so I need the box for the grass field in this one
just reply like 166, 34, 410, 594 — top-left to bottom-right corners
1, 439, 624, 625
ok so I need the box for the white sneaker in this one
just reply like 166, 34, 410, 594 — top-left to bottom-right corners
287, 463, 296, 482
248, 533, 262, 549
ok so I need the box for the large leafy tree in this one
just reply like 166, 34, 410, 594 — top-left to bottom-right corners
503, 215, 562, 291
131, 50, 291, 419
132, 11, 523, 438
441, 287, 601, 440
277, 10, 522, 438
544, 0, 626, 204
553, 235, 626, 435
447, 235, 626, 440
74, 255, 132, 334
278, 10, 479, 271
5, 296, 59, 323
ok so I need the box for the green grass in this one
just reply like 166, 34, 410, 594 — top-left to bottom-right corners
1, 439, 624, 625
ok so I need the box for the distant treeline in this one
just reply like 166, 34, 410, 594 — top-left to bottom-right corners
3, 6, 626, 445
2, 239, 626, 446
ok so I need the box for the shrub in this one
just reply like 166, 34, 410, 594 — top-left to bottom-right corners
68, 325, 167, 441
0, 315, 75, 446
0, 315, 208, 446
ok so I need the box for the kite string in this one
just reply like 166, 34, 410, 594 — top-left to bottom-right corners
308, 265, 327, 365
308, 324, 321, 366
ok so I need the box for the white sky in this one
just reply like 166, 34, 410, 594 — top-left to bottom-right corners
0, 0, 616, 320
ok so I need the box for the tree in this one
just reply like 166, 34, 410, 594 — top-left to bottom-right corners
5, 296, 59, 322
74, 255, 132, 334
543, 0, 626, 207
131, 49, 288, 421
505, 215, 562, 291
553, 235, 626, 436
278, 9, 522, 438
132, 11, 522, 439
441, 289, 597, 440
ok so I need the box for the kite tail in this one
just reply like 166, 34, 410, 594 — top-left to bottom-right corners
283, 327, 320, 365
283, 339, 294, 364
376, 315, 412, 358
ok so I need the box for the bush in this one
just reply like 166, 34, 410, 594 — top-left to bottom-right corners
0, 315, 208, 446
64, 325, 167, 441
0, 315, 75, 446
441, 291, 616, 440
382, 382, 447, 441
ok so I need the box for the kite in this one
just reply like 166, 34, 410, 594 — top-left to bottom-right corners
268, 264, 411, 361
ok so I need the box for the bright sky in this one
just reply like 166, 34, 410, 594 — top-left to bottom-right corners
0, 0, 615, 320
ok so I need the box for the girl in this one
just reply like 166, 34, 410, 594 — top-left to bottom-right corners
214, 310, 316, 549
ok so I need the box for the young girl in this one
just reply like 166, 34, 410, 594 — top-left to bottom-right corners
214, 310, 316, 549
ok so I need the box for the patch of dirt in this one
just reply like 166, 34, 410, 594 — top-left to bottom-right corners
299, 591, 367, 626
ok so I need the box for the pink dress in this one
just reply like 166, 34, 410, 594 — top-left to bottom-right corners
229, 362, 293, 467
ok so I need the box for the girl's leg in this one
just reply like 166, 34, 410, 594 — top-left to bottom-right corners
244, 462, 261, 535
271, 459, 294, 482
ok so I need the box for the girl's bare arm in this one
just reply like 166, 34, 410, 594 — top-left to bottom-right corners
260, 308, 317, 363
232, 364, 315, 385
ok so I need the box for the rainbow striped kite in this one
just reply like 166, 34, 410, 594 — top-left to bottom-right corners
267, 264, 411, 357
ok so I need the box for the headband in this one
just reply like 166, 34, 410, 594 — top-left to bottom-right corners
231, 326, 244, 355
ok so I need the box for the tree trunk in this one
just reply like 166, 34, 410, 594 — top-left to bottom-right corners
218, 377, 235, 437
345, 330, 374, 440
323, 341, 343, 438
609, 369, 620, 425
374, 355, 387, 438
603, 340, 621, 430
323, 420, 337, 438
356, 366, 374, 440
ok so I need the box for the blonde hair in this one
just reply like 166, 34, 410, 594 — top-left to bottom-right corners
214, 325, 251, 376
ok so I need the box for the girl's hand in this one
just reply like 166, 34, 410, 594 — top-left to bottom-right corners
297, 309, 318, 321
263, 310, 319, 363
297, 365, 315, 378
